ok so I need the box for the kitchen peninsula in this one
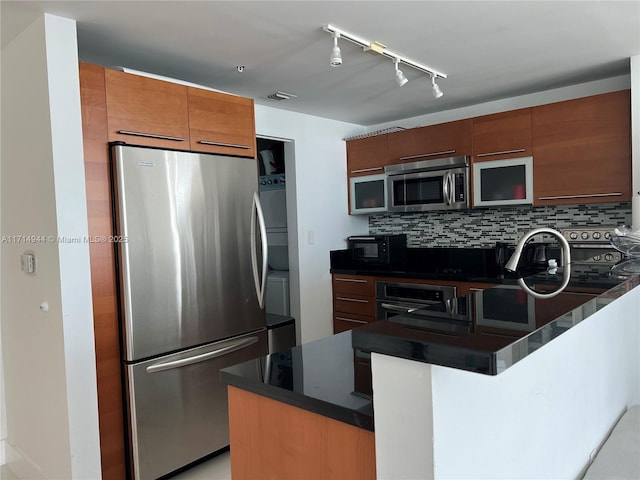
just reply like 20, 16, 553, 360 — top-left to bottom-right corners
222, 266, 640, 479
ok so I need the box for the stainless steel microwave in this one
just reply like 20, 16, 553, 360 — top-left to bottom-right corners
350, 173, 388, 215
385, 156, 471, 212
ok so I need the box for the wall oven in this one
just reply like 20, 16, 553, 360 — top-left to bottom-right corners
376, 281, 458, 320
385, 156, 470, 212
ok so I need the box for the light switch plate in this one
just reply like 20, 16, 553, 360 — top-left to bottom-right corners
21, 252, 36, 274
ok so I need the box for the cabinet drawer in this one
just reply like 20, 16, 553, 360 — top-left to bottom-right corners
333, 313, 374, 334
334, 295, 376, 316
332, 275, 375, 297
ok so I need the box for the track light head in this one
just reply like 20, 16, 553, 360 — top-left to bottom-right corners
431, 75, 443, 98
394, 59, 408, 87
330, 33, 342, 67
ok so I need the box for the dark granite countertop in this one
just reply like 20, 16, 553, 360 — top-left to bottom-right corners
352, 265, 640, 375
221, 329, 374, 431
223, 259, 639, 430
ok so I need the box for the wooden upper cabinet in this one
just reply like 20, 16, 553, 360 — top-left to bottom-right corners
387, 119, 472, 165
105, 69, 190, 148
346, 134, 389, 177
472, 108, 532, 161
532, 90, 631, 206
187, 88, 256, 158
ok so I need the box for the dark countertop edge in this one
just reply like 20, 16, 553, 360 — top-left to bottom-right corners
353, 274, 640, 376
329, 267, 624, 290
221, 370, 375, 432
330, 267, 502, 283
351, 331, 496, 375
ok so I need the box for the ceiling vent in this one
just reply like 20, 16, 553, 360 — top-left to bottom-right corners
267, 91, 297, 101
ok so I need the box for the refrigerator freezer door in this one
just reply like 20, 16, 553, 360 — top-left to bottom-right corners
127, 329, 267, 480
113, 145, 265, 361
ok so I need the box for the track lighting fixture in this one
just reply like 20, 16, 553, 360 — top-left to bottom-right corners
330, 32, 342, 67
431, 74, 443, 98
394, 59, 408, 87
323, 24, 446, 98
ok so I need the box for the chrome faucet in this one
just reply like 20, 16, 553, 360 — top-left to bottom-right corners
505, 227, 571, 272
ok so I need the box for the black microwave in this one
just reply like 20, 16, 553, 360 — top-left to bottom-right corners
347, 234, 407, 267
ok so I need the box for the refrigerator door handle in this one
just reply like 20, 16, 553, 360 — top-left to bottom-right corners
146, 336, 260, 374
250, 192, 268, 308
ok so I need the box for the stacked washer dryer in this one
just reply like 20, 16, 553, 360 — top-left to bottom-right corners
258, 145, 290, 318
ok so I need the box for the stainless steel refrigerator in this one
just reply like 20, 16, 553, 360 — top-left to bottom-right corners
111, 143, 268, 480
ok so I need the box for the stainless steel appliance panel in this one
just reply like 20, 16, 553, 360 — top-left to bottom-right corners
127, 329, 267, 480
386, 157, 470, 212
113, 145, 265, 361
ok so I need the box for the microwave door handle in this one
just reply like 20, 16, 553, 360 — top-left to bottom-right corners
448, 173, 455, 205
442, 174, 451, 205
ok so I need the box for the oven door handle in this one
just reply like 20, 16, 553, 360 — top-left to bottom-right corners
380, 302, 419, 313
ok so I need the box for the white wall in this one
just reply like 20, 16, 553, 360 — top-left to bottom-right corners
254, 106, 368, 343
372, 286, 640, 480
0, 13, 101, 479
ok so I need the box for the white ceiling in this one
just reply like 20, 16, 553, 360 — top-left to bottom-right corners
2, 1, 639, 126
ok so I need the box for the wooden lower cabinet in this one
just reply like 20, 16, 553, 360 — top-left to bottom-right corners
228, 386, 376, 480
332, 274, 376, 333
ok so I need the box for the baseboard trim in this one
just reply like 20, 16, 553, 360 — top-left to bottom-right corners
4, 441, 47, 479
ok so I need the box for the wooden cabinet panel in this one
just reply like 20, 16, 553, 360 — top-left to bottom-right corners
387, 119, 472, 164
459, 282, 498, 297
532, 90, 631, 205
334, 295, 376, 317
334, 313, 374, 333
472, 108, 532, 161
228, 386, 376, 480
79, 62, 126, 480
105, 68, 190, 148
346, 135, 389, 176
187, 87, 256, 157
333, 274, 376, 297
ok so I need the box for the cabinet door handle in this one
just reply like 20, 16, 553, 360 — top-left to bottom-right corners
335, 277, 368, 283
399, 150, 456, 161
475, 148, 526, 158
118, 130, 185, 142
198, 140, 252, 149
537, 192, 622, 200
336, 297, 369, 304
335, 316, 368, 325
350, 167, 384, 174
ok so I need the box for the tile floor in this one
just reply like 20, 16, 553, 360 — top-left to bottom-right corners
0, 451, 231, 480
170, 450, 231, 480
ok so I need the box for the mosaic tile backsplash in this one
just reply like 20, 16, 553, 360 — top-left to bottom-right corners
369, 203, 631, 248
